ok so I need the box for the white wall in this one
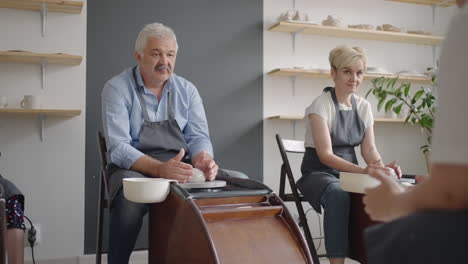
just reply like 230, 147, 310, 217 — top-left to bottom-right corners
263, 0, 457, 254
0, 1, 86, 260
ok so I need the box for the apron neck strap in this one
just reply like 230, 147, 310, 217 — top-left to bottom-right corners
132, 66, 175, 121
330, 87, 357, 111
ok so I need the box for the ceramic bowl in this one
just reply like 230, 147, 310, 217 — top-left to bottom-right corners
123, 178, 176, 203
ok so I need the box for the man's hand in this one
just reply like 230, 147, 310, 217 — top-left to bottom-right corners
363, 165, 408, 222
157, 148, 193, 183
192, 151, 218, 181
385, 160, 402, 179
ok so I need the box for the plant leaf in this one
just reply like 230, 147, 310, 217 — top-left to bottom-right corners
404, 83, 411, 97
394, 103, 403, 115
385, 98, 397, 112
412, 90, 424, 103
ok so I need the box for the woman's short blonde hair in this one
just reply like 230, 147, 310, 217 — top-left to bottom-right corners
329, 46, 367, 70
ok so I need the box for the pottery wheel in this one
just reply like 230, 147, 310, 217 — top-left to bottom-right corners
178, 180, 226, 189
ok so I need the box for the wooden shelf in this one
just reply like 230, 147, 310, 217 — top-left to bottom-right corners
0, 108, 81, 116
267, 115, 303, 121
0, 51, 82, 65
0, 108, 81, 141
268, 22, 443, 46
374, 118, 406, 123
0, 0, 83, 13
268, 68, 432, 84
268, 115, 407, 123
385, 0, 456, 7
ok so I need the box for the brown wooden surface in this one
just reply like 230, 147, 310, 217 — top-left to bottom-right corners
203, 206, 283, 222
149, 190, 314, 264
149, 191, 218, 264
194, 195, 266, 206
348, 193, 379, 264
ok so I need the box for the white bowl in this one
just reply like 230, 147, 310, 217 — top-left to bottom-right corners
123, 178, 176, 203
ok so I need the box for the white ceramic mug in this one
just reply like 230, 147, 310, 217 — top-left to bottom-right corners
20, 95, 40, 109
0, 96, 7, 108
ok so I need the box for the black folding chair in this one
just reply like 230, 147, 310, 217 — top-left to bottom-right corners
0, 184, 6, 264
275, 134, 321, 264
96, 131, 110, 264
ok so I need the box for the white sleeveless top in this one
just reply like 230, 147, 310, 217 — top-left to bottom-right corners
304, 92, 374, 148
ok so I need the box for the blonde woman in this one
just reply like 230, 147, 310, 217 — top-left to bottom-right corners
297, 46, 401, 264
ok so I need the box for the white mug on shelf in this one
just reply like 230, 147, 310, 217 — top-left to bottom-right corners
0, 96, 7, 108
20, 95, 41, 109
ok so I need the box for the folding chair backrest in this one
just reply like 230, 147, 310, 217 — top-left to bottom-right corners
97, 132, 110, 204
96, 131, 110, 264
275, 134, 305, 201
275, 134, 321, 264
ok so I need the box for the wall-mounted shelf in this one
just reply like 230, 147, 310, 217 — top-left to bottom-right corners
268, 68, 432, 84
0, 108, 81, 141
268, 115, 407, 123
0, 51, 82, 65
267, 115, 303, 121
374, 118, 406, 123
268, 22, 444, 46
0, 0, 84, 36
0, 108, 81, 116
385, 0, 455, 7
0, 0, 83, 13
0, 51, 83, 89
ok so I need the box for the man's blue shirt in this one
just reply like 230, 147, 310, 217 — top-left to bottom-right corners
102, 65, 213, 169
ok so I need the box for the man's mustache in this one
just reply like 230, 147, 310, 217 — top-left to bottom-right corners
155, 65, 170, 71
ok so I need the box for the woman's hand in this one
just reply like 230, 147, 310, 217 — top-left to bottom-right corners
363, 165, 408, 222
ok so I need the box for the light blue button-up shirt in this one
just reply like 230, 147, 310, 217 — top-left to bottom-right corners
102, 65, 213, 169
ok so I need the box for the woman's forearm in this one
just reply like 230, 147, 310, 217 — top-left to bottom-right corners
318, 152, 365, 174
362, 148, 383, 166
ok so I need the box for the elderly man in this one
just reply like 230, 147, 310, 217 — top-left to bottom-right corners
102, 23, 246, 264
363, 0, 468, 263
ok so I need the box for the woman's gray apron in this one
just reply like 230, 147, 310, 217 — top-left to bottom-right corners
297, 87, 366, 213
107, 66, 189, 202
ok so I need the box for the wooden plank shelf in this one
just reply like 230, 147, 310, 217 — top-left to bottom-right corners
267, 115, 303, 121
0, 108, 81, 141
268, 22, 443, 46
267, 68, 432, 84
0, 108, 81, 116
0, 51, 82, 65
268, 115, 407, 123
385, 0, 456, 7
0, 0, 83, 13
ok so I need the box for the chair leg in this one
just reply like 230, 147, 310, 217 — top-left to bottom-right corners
96, 180, 105, 264
296, 201, 321, 264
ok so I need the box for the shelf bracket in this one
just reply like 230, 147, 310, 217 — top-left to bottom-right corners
291, 32, 297, 54
432, 45, 437, 68
290, 76, 296, 96
292, 120, 297, 140
39, 114, 46, 142
290, 28, 305, 54
40, 1, 48, 37
40, 57, 47, 90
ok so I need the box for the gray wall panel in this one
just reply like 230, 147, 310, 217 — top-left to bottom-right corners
85, 0, 263, 253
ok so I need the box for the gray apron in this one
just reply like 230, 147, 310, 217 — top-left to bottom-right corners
107, 66, 190, 202
0, 174, 23, 201
297, 87, 366, 213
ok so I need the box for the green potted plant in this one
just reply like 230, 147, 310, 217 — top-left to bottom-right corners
365, 77, 436, 171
